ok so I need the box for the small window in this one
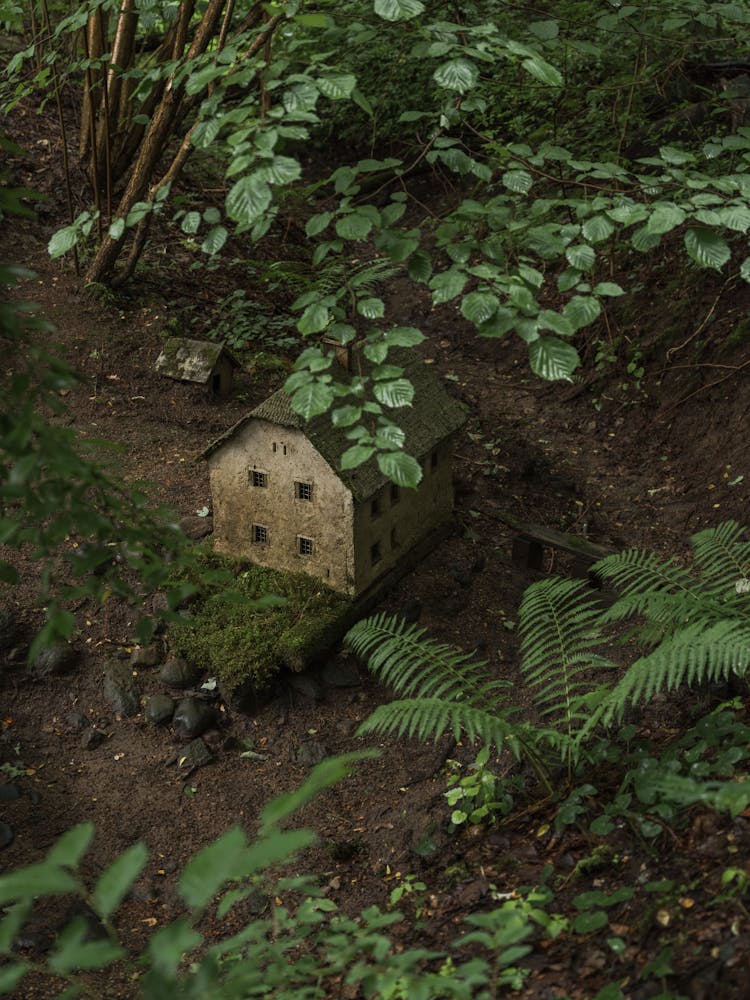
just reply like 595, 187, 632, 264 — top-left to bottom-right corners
371, 497, 381, 519
390, 483, 400, 505
295, 481, 313, 501
298, 536, 314, 557
283, 444, 287, 456
273, 442, 277, 453
251, 470, 267, 488
371, 541, 381, 565
430, 450, 438, 471
253, 524, 268, 544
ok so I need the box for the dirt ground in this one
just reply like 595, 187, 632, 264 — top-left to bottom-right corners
5, 106, 750, 998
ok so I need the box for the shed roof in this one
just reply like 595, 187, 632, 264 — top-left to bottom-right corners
155, 337, 240, 384
202, 347, 468, 501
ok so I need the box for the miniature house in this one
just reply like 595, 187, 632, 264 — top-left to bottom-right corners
155, 337, 240, 399
201, 347, 467, 596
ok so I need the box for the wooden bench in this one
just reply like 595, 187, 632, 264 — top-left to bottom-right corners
512, 523, 615, 586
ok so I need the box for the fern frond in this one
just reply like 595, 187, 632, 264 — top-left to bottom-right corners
596, 620, 750, 727
346, 613, 505, 706
356, 698, 528, 760
691, 521, 750, 601
519, 579, 615, 736
594, 547, 695, 612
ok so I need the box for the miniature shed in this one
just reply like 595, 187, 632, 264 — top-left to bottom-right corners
201, 347, 468, 596
155, 337, 240, 399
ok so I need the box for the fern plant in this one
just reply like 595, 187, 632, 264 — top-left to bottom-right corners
589, 520, 750, 727
348, 584, 615, 788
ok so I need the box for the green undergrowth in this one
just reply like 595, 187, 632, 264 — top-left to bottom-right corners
169, 553, 351, 694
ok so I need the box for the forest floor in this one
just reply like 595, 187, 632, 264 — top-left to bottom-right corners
5, 104, 750, 998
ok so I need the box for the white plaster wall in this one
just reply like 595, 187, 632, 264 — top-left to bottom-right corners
208, 420, 356, 593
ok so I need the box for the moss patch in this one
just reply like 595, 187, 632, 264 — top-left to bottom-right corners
169, 556, 351, 695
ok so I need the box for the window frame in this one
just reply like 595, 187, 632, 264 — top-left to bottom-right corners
251, 469, 268, 488
294, 480, 313, 502
297, 535, 315, 557
252, 523, 269, 544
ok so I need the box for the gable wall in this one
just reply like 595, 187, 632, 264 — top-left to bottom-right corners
208, 421, 356, 593
352, 437, 456, 593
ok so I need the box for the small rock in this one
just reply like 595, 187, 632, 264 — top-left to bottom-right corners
103, 662, 142, 717
178, 738, 213, 771
295, 739, 328, 768
158, 656, 202, 689
31, 642, 77, 677
81, 729, 106, 750
145, 694, 175, 725
286, 672, 323, 704
130, 643, 163, 669
0, 822, 14, 850
66, 710, 89, 732
178, 515, 213, 540
173, 698, 215, 739
321, 659, 361, 689
0, 784, 20, 803
335, 719, 357, 739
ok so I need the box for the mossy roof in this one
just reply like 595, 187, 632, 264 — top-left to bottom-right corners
155, 337, 240, 384
201, 347, 468, 501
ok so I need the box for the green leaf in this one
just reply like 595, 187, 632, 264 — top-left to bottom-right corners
461, 292, 499, 324
0, 963, 27, 993
719, 205, 750, 232
92, 842, 148, 920
48, 226, 78, 259
684, 228, 731, 270
565, 244, 595, 271
433, 58, 478, 93
0, 863, 79, 905
374, 0, 425, 21
529, 337, 580, 381
341, 445, 376, 469
593, 282, 625, 297
357, 297, 385, 319
521, 55, 562, 87
336, 213, 373, 241
180, 828, 248, 910
261, 752, 377, 829
646, 202, 686, 234
318, 73, 357, 100
47, 823, 94, 869
538, 310, 574, 336
181, 211, 201, 235
430, 269, 467, 304
225, 175, 272, 226
529, 19, 559, 40
384, 326, 425, 347
563, 295, 601, 330
630, 226, 662, 252
201, 226, 228, 255
502, 169, 533, 194
290, 381, 335, 420
202, 207, 220, 224
306, 211, 333, 237
297, 303, 330, 335
582, 215, 614, 243
373, 378, 415, 407
108, 217, 125, 240
332, 405, 362, 427
148, 918, 203, 976
48, 920, 124, 975
573, 910, 609, 934
256, 156, 301, 185
740, 257, 750, 283
377, 451, 422, 488
557, 267, 581, 292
